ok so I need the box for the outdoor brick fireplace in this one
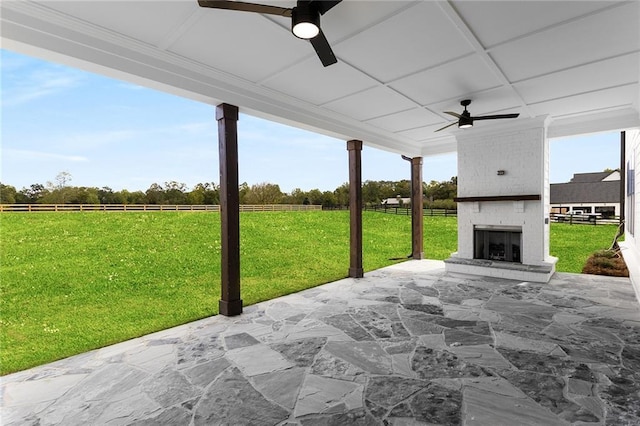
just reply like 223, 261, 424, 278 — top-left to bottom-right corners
445, 116, 557, 282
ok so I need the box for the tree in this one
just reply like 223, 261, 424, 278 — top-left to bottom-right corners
306, 189, 323, 205
245, 182, 284, 204
98, 187, 124, 204
55, 171, 72, 189
121, 190, 146, 204
238, 182, 250, 204
66, 187, 100, 204
163, 181, 188, 204
425, 176, 457, 202
362, 181, 383, 205
320, 191, 337, 208
145, 183, 165, 204
19, 184, 47, 203
334, 183, 349, 207
0, 183, 17, 204
189, 182, 219, 205
284, 188, 307, 205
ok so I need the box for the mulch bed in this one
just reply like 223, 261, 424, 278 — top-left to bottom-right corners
582, 248, 629, 277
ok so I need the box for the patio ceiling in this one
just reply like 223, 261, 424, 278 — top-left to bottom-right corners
1, 0, 639, 157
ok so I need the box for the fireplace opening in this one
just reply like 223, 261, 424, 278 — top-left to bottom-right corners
474, 227, 522, 263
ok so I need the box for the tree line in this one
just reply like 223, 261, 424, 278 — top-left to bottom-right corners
0, 173, 457, 209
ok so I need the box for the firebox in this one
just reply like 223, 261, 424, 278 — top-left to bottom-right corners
474, 226, 522, 263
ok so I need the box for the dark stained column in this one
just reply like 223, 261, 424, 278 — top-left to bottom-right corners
411, 157, 424, 259
217, 103, 242, 316
347, 140, 364, 278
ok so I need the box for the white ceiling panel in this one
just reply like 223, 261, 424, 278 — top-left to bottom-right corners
400, 124, 453, 142
453, 0, 614, 48
37, 1, 198, 47
260, 57, 378, 106
334, 1, 474, 83
365, 107, 442, 133
490, 2, 640, 82
168, 10, 309, 83
514, 53, 640, 104
389, 54, 502, 105
323, 86, 417, 121
318, 1, 413, 43
530, 84, 638, 118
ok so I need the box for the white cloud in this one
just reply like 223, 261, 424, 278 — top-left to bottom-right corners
1, 56, 86, 107
62, 130, 138, 149
5, 149, 89, 162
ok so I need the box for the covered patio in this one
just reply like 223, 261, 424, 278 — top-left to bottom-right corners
2, 1, 640, 424
3, 260, 640, 425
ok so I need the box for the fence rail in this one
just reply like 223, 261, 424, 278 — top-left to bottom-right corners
0, 204, 323, 213
365, 205, 457, 217
550, 212, 620, 226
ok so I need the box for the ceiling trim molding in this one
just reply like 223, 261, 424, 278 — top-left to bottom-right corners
548, 108, 640, 139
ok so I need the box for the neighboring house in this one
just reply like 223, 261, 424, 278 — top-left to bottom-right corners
381, 197, 411, 206
550, 171, 620, 218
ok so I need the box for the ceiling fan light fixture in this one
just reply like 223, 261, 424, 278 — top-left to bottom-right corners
292, 5, 320, 39
458, 116, 473, 129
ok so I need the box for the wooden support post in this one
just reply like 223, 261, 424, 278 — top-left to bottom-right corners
217, 103, 242, 316
411, 157, 424, 259
347, 140, 364, 278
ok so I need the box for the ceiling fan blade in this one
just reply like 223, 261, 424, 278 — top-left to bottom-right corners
472, 113, 520, 121
198, 1, 293, 17
310, 0, 342, 15
444, 111, 462, 119
309, 29, 337, 66
435, 122, 458, 132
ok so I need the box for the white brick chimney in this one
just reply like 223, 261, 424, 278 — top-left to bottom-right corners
445, 116, 558, 282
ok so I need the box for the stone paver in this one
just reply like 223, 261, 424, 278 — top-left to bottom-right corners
2, 260, 640, 425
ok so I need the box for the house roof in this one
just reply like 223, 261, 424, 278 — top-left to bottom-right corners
550, 181, 620, 204
1, 1, 639, 157
570, 171, 619, 183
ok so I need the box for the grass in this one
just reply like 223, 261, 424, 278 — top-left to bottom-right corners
0, 212, 616, 374
549, 222, 621, 273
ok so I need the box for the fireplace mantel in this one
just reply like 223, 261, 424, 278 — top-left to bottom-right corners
454, 194, 541, 202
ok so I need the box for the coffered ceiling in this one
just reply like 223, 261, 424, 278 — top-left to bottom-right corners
1, 1, 639, 156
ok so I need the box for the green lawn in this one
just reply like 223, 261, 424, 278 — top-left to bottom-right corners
0, 211, 617, 374
550, 221, 621, 273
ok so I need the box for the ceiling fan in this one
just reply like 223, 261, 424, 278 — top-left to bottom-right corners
435, 99, 520, 132
198, 0, 342, 67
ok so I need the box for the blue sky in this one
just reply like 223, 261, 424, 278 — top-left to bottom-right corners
1, 49, 622, 193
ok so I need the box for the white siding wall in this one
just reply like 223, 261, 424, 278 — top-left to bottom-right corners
621, 128, 640, 302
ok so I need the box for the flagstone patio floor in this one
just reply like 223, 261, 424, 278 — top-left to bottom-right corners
2, 260, 640, 425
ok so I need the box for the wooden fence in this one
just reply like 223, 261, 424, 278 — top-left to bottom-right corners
365, 205, 457, 217
0, 204, 323, 213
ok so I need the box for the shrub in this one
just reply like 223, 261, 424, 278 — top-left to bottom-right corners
582, 249, 629, 277
424, 199, 457, 210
